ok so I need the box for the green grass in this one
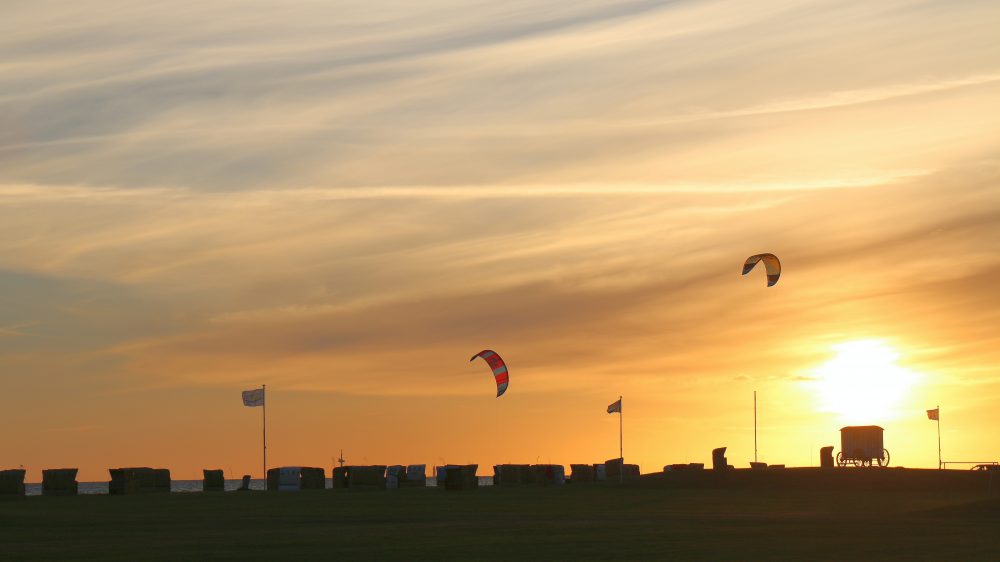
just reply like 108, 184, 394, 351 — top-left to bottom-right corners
1, 485, 998, 560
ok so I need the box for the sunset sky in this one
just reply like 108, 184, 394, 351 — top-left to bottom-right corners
2, 0, 998, 481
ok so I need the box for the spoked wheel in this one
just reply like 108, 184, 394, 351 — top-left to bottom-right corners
877, 449, 890, 467
836, 452, 846, 467
853, 458, 863, 467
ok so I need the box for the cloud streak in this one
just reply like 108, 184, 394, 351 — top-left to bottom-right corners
4, 0, 1000, 190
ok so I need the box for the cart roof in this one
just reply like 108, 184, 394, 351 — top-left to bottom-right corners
839, 425, 884, 431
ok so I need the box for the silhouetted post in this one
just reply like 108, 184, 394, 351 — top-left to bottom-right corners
263, 384, 267, 480
619, 395, 623, 484
936, 404, 941, 470
606, 397, 624, 482
754, 391, 758, 463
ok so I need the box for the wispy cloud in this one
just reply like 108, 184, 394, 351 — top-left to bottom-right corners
0, 322, 37, 337
39, 424, 102, 434
4, 0, 999, 190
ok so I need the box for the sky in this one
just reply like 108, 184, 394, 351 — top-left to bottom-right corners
1, 0, 998, 481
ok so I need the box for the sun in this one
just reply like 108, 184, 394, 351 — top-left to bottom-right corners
810, 340, 918, 424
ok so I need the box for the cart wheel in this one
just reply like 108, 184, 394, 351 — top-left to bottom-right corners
836, 452, 845, 467
878, 449, 890, 467
852, 458, 862, 467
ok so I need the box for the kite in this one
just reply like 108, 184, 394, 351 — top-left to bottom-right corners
742, 253, 781, 287
470, 349, 509, 397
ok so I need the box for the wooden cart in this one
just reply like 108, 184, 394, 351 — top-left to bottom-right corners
837, 425, 890, 467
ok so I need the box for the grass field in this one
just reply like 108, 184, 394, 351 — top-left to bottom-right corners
2, 483, 998, 560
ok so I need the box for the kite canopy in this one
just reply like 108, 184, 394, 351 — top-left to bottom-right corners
742, 253, 781, 287
470, 349, 509, 397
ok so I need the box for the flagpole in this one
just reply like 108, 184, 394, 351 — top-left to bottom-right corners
936, 404, 941, 470
263, 384, 267, 481
618, 395, 623, 484
753, 391, 758, 463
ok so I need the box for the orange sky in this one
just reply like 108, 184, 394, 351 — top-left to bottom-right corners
1, 0, 999, 481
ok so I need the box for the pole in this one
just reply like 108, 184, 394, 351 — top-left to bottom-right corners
754, 391, 758, 463
618, 396, 623, 483
936, 404, 941, 470
263, 384, 267, 480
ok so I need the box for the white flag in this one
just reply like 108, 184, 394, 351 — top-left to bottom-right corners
242, 388, 264, 407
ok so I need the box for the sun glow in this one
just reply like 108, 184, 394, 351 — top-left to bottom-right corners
811, 340, 919, 424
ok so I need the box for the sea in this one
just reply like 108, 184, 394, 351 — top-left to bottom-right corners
23, 477, 493, 496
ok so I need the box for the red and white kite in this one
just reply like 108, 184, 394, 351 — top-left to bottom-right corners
470, 349, 509, 397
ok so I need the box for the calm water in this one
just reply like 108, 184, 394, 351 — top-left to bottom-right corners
23, 477, 492, 496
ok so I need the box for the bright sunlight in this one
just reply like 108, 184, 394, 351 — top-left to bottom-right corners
811, 340, 919, 424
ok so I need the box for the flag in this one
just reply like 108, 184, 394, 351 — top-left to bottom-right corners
243, 388, 264, 407
926, 408, 939, 421
607, 398, 622, 414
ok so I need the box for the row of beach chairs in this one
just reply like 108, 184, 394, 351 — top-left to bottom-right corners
0, 468, 78, 496
1, 458, 641, 495
0, 467, 210, 496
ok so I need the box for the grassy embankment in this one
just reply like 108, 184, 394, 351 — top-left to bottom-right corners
1, 476, 998, 560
